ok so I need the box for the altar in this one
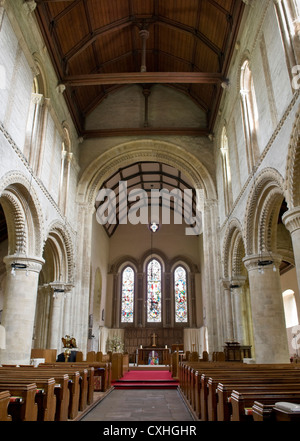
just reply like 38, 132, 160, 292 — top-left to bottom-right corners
137, 348, 170, 365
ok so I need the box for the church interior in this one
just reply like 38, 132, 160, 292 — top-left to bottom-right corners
0, 0, 300, 422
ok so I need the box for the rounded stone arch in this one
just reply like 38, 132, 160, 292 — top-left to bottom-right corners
32, 52, 49, 97
43, 220, 75, 285
77, 139, 217, 205
61, 121, 72, 153
222, 218, 245, 279
0, 171, 44, 257
142, 249, 167, 273
285, 107, 300, 208
169, 255, 199, 274
109, 255, 139, 275
244, 168, 285, 256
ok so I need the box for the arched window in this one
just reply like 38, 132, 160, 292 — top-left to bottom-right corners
282, 289, 299, 328
59, 126, 72, 215
274, 0, 299, 76
220, 127, 233, 214
121, 266, 135, 323
174, 266, 188, 323
24, 72, 45, 171
147, 258, 162, 322
240, 60, 259, 171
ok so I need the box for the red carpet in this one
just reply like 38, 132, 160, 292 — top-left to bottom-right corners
112, 370, 179, 389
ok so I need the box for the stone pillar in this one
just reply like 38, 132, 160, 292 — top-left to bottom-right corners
48, 283, 64, 350
202, 199, 222, 351
282, 207, 300, 295
243, 254, 290, 363
0, 255, 44, 365
230, 276, 247, 345
222, 279, 234, 342
34, 283, 51, 349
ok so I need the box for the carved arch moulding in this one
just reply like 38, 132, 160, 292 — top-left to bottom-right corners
77, 140, 217, 206
285, 108, 300, 208
44, 220, 75, 285
243, 167, 285, 256
222, 218, 245, 280
0, 171, 44, 257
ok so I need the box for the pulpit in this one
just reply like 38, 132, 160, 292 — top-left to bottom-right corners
224, 342, 251, 361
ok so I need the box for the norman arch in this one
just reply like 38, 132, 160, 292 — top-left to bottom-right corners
77, 139, 217, 204
0, 172, 44, 258
285, 108, 300, 208
244, 168, 285, 256
222, 218, 245, 280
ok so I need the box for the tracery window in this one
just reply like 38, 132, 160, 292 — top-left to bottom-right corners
121, 266, 135, 323
118, 257, 194, 327
174, 266, 188, 323
147, 258, 162, 322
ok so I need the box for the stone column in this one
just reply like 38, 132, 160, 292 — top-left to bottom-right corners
230, 276, 247, 345
243, 254, 290, 363
282, 207, 300, 296
222, 279, 234, 342
34, 283, 51, 349
48, 283, 64, 350
0, 255, 44, 365
202, 199, 222, 351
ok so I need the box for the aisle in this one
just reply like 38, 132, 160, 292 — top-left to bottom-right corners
80, 388, 194, 421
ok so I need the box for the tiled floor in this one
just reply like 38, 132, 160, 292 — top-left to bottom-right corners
81, 388, 194, 421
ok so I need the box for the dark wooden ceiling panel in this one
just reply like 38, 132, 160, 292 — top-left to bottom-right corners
54, 3, 90, 55
88, 0, 129, 28
198, 1, 231, 49
34, 0, 245, 137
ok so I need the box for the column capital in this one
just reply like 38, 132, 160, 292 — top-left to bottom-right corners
23, 1, 37, 13
221, 278, 231, 290
282, 206, 300, 234
49, 281, 73, 293
3, 254, 44, 274
230, 275, 247, 289
243, 253, 282, 272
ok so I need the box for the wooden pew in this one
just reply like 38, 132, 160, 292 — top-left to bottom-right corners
0, 383, 38, 421
231, 389, 300, 421
179, 361, 300, 421
253, 400, 300, 421
216, 376, 300, 421
68, 361, 112, 392
199, 364, 300, 421
0, 374, 56, 421
0, 367, 70, 421
38, 364, 89, 411
0, 390, 12, 421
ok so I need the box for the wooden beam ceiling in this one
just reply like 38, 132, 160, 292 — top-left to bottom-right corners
34, 0, 245, 139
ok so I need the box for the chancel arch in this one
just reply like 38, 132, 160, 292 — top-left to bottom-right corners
75, 140, 220, 354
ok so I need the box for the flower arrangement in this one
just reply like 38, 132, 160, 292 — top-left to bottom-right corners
106, 336, 124, 353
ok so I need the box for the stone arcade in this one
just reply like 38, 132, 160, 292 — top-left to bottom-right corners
0, 0, 299, 381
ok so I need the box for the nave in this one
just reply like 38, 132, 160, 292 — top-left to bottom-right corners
80, 388, 194, 422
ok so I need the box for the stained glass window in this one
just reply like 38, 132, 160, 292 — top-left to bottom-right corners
147, 259, 162, 322
174, 266, 188, 323
121, 266, 135, 323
